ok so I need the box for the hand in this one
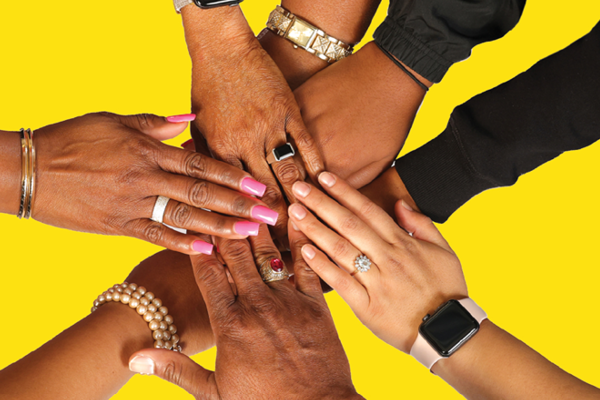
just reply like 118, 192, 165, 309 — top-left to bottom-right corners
294, 42, 430, 189
288, 172, 468, 353
33, 112, 277, 254
182, 6, 324, 240
128, 223, 362, 400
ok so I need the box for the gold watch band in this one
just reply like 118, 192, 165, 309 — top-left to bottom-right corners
266, 5, 354, 63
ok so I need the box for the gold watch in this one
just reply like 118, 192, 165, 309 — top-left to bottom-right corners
266, 6, 354, 63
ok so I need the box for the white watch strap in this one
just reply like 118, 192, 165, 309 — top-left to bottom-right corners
174, 0, 193, 13
410, 298, 487, 370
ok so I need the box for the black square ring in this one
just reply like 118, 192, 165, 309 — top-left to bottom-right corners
272, 143, 295, 162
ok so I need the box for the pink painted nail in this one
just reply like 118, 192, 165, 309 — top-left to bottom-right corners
292, 182, 311, 198
192, 240, 214, 255
289, 204, 307, 220
129, 356, 155, 375
181, 139, 193, 148
318, 172, 337, 188
166, 114, 196, 123
251, 206, 279, 226
234, 221, 260, 236
241, 177, 267, 197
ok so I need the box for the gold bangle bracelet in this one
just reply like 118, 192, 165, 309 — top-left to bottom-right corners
17, 128, 30, 219
25, 129, 36, 219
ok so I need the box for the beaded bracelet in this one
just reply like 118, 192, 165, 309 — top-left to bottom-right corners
92, 282, 181, 352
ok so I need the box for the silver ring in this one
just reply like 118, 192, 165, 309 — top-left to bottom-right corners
354, 255, 372, 273
259, 258, 290, 283
151, 196, 187, 235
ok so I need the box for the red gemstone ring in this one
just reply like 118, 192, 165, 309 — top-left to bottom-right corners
259, 258, 290, 283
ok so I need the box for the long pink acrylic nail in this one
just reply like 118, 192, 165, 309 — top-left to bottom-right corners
241, 177, 267, 197
234, 221, 260, 236
192, 240, 214, 255
166, 114, 196, 123
252, 206, 279, 226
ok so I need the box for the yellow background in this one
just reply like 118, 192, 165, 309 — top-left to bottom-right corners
1, 1, 599, 398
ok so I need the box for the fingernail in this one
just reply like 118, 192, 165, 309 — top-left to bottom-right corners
241, 177, 267, 197
167, 114, 196, 123
292, 182, 311, 198
234, 221, 260, 236
289, 204, 307, 220
291, 221, 300, 231
401, 200, 414, 211
302, 245, 316, 260
192, 240, 214, 255
318, 172, 337, 188
129, 356, 155, 375
181, 139, 193, 148
252, 206, 279, 226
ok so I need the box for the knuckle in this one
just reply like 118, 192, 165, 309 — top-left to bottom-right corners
249, 298, 279, 318
274, 162, 302, 186
170, 202, 194, 227
189, 181, 212, 208
340, 215, 360, 232
358, 200, 379, 219
231, 195, 249, 216
260, 186, 281, 208
184, 153, 209, 178
142, 223, 166, 244
331, 237, 352, 260
136, 113, 155, 130
162, 361, 183, 385
220, 240, 250, 261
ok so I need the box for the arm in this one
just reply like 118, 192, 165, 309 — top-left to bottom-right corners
0, 130, 21, 215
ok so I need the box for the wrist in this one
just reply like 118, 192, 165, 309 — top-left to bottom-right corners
360, 167, 419, 217
0, 130, 25, 215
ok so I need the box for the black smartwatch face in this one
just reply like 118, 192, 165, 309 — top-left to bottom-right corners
193, 0, 243, 8
419, 300, 479, 357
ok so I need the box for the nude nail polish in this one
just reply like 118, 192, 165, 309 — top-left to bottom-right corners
289, 204, 307, 220
401, 200, 415, 211
318, 172, 337, 188
241, 177, 267, 197
302, 245, 316, 260
234, 221, 260, 236
252, 206, 279, 226
291, 221, 300, 231
292, 182, 311, 198
192, 240, 214, 255
166, 114, 196, 123
129, 356, 155, 375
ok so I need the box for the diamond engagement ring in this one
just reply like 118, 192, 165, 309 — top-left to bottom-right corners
259, 258, 290, 283
354, 255, 372, 274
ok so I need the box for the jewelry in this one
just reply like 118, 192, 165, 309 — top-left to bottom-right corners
151, 196, 188, 234
354, 255, 372, 273
173, 0, 192, 13
25, 129, 37, 219
92, 282, 181, 352
375, 43, 429, 92
266, 6, 354, 64
17, 129, 35, 220
259, 258, 290, 283
266, 143, 295, 164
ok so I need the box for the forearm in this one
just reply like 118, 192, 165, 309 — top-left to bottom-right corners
260, 0, 381, 89
433, 321, 600, 399
0, 130, 23, 215
359, 167, 418, 217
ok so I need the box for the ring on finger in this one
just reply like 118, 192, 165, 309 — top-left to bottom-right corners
259, 258, 290, 283
350, 254, 372, 276
266, 143, 295, 164
151, 196, 187, 234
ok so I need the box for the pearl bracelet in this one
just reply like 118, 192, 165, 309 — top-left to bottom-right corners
92, 282, 181, 352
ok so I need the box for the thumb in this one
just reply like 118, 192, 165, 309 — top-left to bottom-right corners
116, 113, 196, 141
129, 349, 218, 399
394, 200, 454, 253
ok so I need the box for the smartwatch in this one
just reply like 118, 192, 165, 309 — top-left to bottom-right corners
174, 0, 243, 13
410, 298, 487, 370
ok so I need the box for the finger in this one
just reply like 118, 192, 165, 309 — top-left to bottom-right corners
291, 181, 390, 257
300, 244, 368, 306
156, 147, 268, 198
214, 237, 267, 295
288, 203, 381, 284
288, 220, 323, 298
190, 252, 236, 322
286, 111, 324, 184
317, 172, 406, 244
129, 349, 217, 398
248, 224, 292, 289
153, 173, 278, 225
394, 200, 454, 253
113, 113, 195, 141
123, 218, 215, 255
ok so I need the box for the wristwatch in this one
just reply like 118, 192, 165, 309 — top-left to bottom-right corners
173, 0, 243, 13
410, 298, 487, 370
266, 6, 354, 63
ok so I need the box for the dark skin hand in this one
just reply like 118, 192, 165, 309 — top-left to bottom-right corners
129, 223, 364, 400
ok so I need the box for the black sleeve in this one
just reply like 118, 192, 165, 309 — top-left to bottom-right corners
374, 0, 526, 83
394, 21, 600, 223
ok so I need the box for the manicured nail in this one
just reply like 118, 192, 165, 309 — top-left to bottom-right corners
166, 114, 196, 123
234, 221, 260, 236
129, 356, 155, 375
291, 221, 300, 231
252, 206, 279, 226
318, 172, 337, 188
192, 240, 214, 255
181, 139, 193, 148
401, 200, 414, 211
241, 177, 267, 197
289, 204, 307, 220
292, 182, 311, 198
302, 245, 316, 260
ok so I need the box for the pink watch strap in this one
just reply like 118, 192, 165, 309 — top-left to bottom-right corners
410, 298, 487, 370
